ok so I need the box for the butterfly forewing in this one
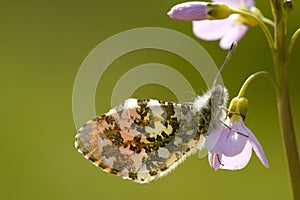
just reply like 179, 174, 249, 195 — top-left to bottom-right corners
75, 98, 205, 183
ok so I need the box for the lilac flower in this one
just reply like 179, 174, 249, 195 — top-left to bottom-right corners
168, 2, 231, 21
206, 97, 269, 170
168, 0, 255, 49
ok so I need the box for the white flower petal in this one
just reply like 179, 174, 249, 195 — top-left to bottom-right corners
206, 118, 269, 170
219, 16, 248, 49
208, 153, 221, 170
192, 17, 233, 41
212, 0, 255, 8
206, 122, 248, 156
205, 125, 223, 151
219, 141, 252, 170
242, 0, 255, 7
168, 2, 209, 21
241, 122, 269, 168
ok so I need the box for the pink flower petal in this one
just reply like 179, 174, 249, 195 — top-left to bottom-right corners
242, 0, 256, 7
218, 141, 252, 170
208, 141, 252, 170
168, 2, 208, 21
205, 125, 223, 152
208, 153, 221, 170
212, 0, 255, 8
240, 122, 269, 168
219, 15, 248, 49
192, 17, 233, 41
206, 123, 248, 156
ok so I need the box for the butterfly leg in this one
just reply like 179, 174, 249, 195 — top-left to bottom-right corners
217, 119, 249, 138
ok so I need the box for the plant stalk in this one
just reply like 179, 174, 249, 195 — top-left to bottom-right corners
237, 71, 279, 98
271, 1, 300, 199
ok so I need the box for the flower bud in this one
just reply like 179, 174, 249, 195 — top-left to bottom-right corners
228, 97, 249, 122
238, 97, 248, 120
283, 0, 293, 12
228, 97, 240, 122
168, 2, 231, 21
228, 97, 239, 113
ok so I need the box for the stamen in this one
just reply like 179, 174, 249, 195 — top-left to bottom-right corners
216, 154, 224, 166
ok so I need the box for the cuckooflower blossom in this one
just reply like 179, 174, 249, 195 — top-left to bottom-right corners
206, 97, 269, 170
168, 2, 231, 21
168, 0, 256, 49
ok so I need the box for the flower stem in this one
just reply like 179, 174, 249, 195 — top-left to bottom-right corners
231, 9, 275, 50
237, 71, 279, 98
270, 1, 300, 199
288, 28, 300, 58
262, 17, 275, 27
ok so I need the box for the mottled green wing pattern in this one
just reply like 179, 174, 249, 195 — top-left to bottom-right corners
75, 98, 208, 183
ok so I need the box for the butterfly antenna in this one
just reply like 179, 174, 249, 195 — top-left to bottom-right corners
212, 42, 238, 87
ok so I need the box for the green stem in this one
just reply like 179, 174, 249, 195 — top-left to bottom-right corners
270, 1, 300, 199
288, 28, 300, 58
237, 71, 279, 98
262, 17, 275, 27
231, 9, 275, 50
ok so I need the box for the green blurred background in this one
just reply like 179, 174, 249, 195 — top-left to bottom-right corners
1, 0, 299, 199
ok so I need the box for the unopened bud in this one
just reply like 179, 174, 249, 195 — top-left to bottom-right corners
284, 0, 293, 12
228, 97, 249, 122
168, 2, 231, 21
238, 97, 248, 120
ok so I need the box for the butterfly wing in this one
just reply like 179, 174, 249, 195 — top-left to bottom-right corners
75, 98, 204, 183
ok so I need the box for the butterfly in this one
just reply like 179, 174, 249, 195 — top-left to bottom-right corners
75, 85, 228, 183
74, 42, 238, 183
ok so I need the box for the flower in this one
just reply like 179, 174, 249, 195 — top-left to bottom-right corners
168, 2, 231, 21
206, 97, 269, 170
168, 0, 256, 49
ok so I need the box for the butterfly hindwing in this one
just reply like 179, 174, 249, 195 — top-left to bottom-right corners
75, 98, 204, 183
